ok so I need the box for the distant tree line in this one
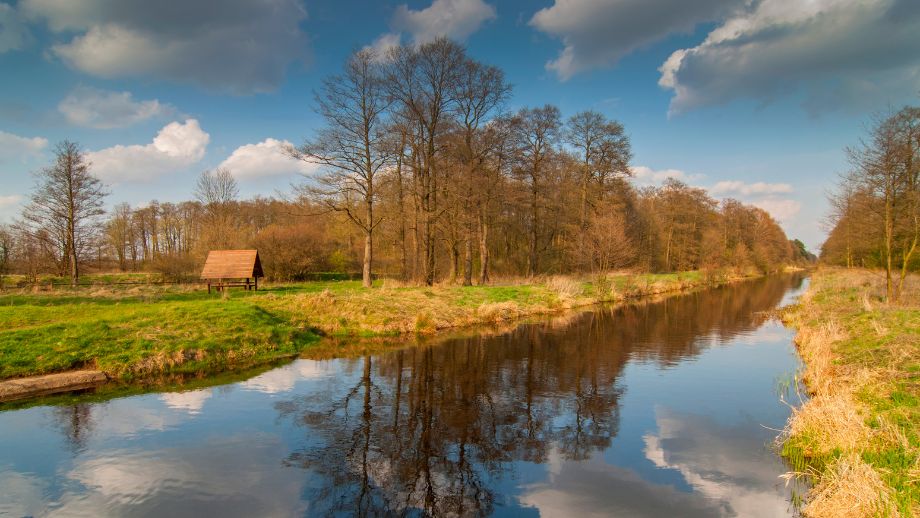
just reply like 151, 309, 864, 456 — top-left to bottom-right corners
0, 38, 805, 287
822, 105, 919, 302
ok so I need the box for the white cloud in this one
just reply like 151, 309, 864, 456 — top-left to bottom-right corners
710, 180, 793, 196
749, 198, 801, 223
0, 194, 23, 209
0, 130, 47, 162
58, 86, 174, 129
392, 0, 496, 43
159, 388, 212, 415
219, 138, 317, 180
659, 0, 920, 114
631, 167, 800, 223
87, 119, 209, 183
642, 408, 794, 517
22, 0, 309, 93
241, 360, 331, 394
530, 0, 740, 80
0, 3, 29, 53
364, 32, 402, 61
708, 179, 801, 222
630, 165, 703, 187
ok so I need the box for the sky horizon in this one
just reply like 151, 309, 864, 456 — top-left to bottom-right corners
1, 0, 919, 251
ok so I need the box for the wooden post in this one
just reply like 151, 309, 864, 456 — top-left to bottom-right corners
255, 277, 258, 291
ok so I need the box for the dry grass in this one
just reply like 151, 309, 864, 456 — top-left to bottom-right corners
804, 454, 898, 518
781, 268, 920, 517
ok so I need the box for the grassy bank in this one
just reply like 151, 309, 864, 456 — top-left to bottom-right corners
1, 269, 745, 382
781, 269, 919, 517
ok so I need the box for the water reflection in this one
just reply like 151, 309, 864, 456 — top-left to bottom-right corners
0, 274, 806, 517
276, 275, 804, 516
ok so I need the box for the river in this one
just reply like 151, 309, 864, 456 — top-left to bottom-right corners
0, 274, 807, 517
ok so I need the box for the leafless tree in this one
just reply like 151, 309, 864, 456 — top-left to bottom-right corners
290, 48, 392, 288
564, 110, 632, 230
21, 141, 107, 286
386, 38, 466, 286
451, 58, 511, 285
511, 105, 562, 277
195, 167, 239, 207
0, 224, 13, 288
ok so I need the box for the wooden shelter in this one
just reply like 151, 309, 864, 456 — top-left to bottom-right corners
201, 249, 264, 293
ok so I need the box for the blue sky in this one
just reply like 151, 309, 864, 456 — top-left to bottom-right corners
1, 0, 919, 249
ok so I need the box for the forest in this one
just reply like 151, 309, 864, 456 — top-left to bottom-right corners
0, 38, 807, 288
821, 105, 920, 301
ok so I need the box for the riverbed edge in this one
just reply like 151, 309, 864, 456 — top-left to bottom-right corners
1, 270, 773, 404
778, 268, 918, 517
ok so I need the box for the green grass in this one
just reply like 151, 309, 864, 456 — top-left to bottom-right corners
1, 269, 747, 382
782, 268, 919, 516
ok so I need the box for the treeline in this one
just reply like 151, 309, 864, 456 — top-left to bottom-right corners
0, 38, 805, 286
822, 105, 919, 301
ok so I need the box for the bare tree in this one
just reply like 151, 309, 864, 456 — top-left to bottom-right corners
105, 203, 135, 271
452, 58, 511, 285
195, 167, 239, 207
511, 106, 562, 277
0, 224, 12, 289
195, 167, 239, 251
21, 141, 107, 286
387, 38, 466, 286
564, 111, 632, 230
844, 107, 920, 301
290, 48, 392, 288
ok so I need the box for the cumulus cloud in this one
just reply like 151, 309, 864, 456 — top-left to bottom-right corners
631, 168, 800, 222
21, 0, 308, 93
530, 0, 740, 80
659, 0, 920, 114
87, 119, 209, 183
160, 389, 212, 415
708, 179, 800, 222
0, 130, 47, 162
643, 408, 794, 517
218, 138, 317, 180
58, 86, 174, 129
0, 194, 23, 207
0, 3, 29, 52
241, 360, 331, 394
749, 198, 802, 223
710, 180, 793, 196
630, 165, 703, 187
392, 0, 496, 43
364, 32, 402, 61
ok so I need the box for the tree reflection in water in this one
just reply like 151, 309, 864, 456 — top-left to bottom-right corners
276, 275, 803, 517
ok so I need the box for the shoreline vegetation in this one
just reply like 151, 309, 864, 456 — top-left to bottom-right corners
0, 269, 766, 400
780, 268, 919, 517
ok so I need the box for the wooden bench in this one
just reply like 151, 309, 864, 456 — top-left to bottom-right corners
207, 277, 259, 293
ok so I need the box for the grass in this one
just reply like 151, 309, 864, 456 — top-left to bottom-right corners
1, 269, 751, 382
780, 268, 920, 517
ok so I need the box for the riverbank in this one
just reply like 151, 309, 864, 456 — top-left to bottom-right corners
1, 269, 754, 393
781, 268, 919, 517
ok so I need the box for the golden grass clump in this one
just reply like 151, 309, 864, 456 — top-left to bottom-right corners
803, 454, 898, 518
476, 301, 522, 323
545, 275, 583, 301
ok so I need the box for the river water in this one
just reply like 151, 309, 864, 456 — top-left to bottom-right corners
0, 275, 807, 517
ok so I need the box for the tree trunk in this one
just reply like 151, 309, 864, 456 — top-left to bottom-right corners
362, 197, 373, 288
462, 223, 473, 286
478, 212, 489, 285
528, 182, 538, 277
